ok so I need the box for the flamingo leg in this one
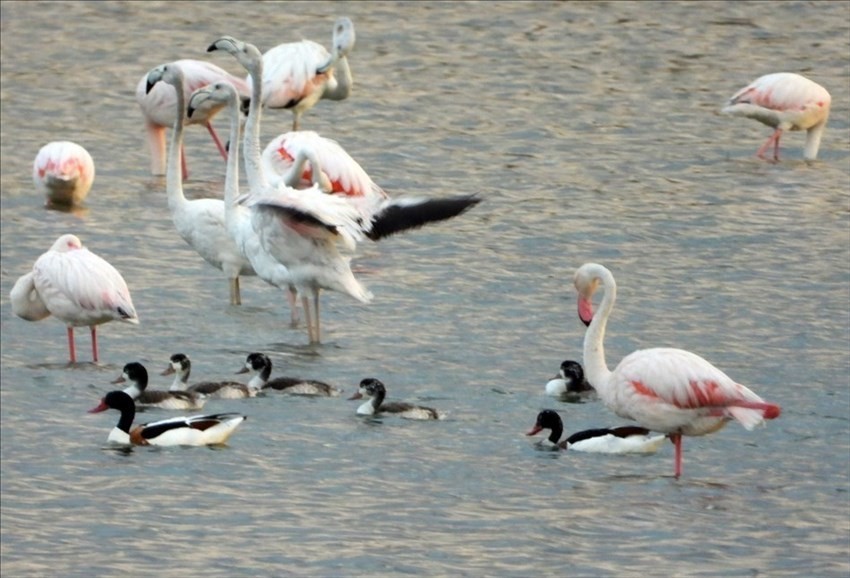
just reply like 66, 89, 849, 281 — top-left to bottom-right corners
287, 286, 300, 327
313, 290, 321, 344
90, 326, 99, 363
66, 326, 76, 364
670, 433, 683, 478
229, 277, 241, 306
302, 295, 315, 344
205, 122, 229, 160
756, 129, 782, 162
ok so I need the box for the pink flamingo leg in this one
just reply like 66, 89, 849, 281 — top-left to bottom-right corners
670, 433, 683, 478
205, 123, 229, 160
90, 326, 99, 363
66, 327, 76, 364
756, 129, 782, 161
180, 144, 189, 181
287, 286, 300, 327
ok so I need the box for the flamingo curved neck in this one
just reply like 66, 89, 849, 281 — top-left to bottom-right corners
583, 269, 616, 395
166, 75, 187, 212
324, 56, 352, 101
804, 120, 827, 160
224, 87, 242, 208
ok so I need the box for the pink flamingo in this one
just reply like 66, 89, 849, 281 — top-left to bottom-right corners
33, 141, 95, 207
250, 17, 356, 131
136, 58, 250, 178
10, 234, 139, 364
722, 72, 831, 161
573, 262, 781, 478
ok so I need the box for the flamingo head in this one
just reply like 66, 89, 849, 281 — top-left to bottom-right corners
50, 234, 83, 253
574, 264, 604, 327
332, 17, 356, 56
145, 62, 183, 95
207, 36, 263, 74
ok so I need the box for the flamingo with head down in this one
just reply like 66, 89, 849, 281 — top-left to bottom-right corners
573, 262, 781, 478
32, 141, 95, 207
722, 72, 831, 161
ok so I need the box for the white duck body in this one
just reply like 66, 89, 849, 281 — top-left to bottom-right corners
527, 410, 665, 454
33, 141, 95, 206
90, 390, 245, 446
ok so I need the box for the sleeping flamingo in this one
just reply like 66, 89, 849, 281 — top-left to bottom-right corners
32, 141, 95, 207
136, 58, 250, 178
249, 17, 356, 131
262, 130, 481, 240
573, 262, 781, 478
722, 72, 831, 161
209, 35, 371, 345
10, 234, 139, 364
145, 62, 256, 307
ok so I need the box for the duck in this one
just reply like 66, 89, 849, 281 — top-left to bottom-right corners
88, 390, 245, 446
236, 352, 341, 396
527, 409, 666, 454
545, 360, 595, 399
114, 362, 206, 410
162, 353, 254, 399
348, 378, 440, 420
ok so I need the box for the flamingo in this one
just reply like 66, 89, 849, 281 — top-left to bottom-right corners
145, 62, 256, 307
208, 35, 371, 345
249, 17, 356, 131
32, 141, 95, 207
136, 58, 250, 178
722, 72, 831, 161
10, 234, 139, 364
573, 262, 781, 478
262, 130, 481, 240
186, 80, 301, 324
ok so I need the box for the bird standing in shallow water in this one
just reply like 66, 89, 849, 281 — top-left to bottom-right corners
10, 234, 138, 364
722, 72, 831, 161
32, 141, 95, 207
573, 262, 781, 478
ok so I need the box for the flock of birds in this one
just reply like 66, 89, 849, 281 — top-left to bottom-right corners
13, 15, 833, 478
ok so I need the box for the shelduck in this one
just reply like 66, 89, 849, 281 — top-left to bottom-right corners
526, 410, 666, 454
162, 353, 254, 399
236, 352, 341, 396
348, 378, 440, 420
89, 390, 245, 446
545, 360, 594, 399
114, 362, 206, 410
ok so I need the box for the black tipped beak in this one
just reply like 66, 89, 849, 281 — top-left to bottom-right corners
206, 42, 218, 53
187, 105, 196, 119
145, 80, 156, 95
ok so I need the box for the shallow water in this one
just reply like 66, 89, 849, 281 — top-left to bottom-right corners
1, 1, 849, 576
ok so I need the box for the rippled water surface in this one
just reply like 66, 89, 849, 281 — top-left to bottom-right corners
2, 1, 849, 576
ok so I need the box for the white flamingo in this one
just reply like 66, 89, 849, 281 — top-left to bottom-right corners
187, 81, 301, 325
136, 58, 250, 178
722, 72, 831, 161
574, 262, 781, 478
10, 234, 139, 364
208, 35, 371, 345
250, 17, 356, 131
145, 62, 256, 307
262, 130, 481, 240
32, 141, 95, 207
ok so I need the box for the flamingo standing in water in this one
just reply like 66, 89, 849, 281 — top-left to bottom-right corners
722, 72, 831, 161
573, 262, 781, 478
136, 58, 250, 178
249, 17, 356, 131
262, 130, 481, 240
10, 234, 139, 364
32, 141, 95, 207
208, 35, 370, 345
187, 81, 301, 325
145, 62, 256, 307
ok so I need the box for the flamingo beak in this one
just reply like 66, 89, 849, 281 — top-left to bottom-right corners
578, 296, 594, 327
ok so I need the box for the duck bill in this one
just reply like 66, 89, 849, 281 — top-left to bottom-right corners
160, 365, 175, 376
348, 391, 363, 400
88, 400, 108, 413
110, 375, 126, 385
235, 367, 249, 375
526, 425, 543, 436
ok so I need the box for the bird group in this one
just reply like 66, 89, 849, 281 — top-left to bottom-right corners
15, 15, 818, 478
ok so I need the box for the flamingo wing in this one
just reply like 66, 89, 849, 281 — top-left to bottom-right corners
253, 41, 330, 109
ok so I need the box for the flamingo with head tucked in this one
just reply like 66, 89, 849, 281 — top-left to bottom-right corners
249, 17, 356, 131
573, 262, 781, 478
10, 234, 139, 364
32, 141, 95, 207
722, 72, 831, 161
136, 58, 249, 178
